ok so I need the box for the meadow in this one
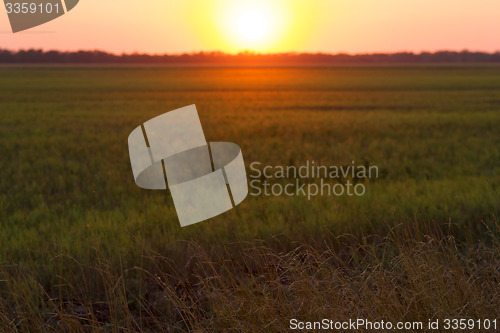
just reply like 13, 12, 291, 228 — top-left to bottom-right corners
0, 65, 499, 331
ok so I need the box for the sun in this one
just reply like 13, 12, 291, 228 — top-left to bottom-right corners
216, 1, 288, 52
235, 7, 271, 42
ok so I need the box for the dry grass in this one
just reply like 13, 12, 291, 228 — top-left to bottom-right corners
0, 221, 498, 332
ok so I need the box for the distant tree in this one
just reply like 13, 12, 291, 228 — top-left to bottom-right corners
0, 49, 499, 64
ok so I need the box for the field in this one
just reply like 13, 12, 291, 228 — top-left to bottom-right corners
0, 66, 499, 331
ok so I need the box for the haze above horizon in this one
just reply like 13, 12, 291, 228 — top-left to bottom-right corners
1, 0, 498, 54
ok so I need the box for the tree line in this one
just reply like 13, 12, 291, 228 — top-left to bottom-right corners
0, 49, 499, 65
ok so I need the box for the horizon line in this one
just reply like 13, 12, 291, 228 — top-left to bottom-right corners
2, 48, 500, 57
2, 49, 500, 65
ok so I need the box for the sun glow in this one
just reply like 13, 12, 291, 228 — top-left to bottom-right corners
236, 7, 271, 42
216, 0, 289, 53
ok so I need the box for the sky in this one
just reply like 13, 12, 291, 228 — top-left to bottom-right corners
1, 0, 499, 54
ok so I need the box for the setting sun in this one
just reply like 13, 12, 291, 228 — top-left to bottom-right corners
235, 6, 271, 42
215, 0, 290, 53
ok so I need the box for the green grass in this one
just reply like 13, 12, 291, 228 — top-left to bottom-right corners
0, 66, 499, 331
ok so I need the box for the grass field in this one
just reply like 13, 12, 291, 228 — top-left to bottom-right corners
0, 66, 499, 331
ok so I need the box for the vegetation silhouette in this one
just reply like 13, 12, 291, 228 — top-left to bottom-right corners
1, 49, 500, 65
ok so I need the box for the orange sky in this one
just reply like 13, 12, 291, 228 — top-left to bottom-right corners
1, 0, 499, 54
